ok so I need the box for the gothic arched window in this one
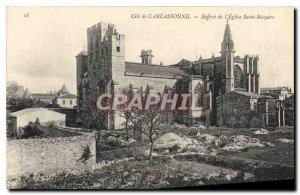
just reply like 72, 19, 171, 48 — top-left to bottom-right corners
234, 65, 243, 89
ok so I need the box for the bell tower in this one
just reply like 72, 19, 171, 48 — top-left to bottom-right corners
220, 20, 235, 93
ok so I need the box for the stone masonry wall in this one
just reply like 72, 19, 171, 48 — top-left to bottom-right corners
7, 132, 96, 179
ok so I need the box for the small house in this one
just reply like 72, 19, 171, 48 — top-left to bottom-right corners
53, 94, 77, 108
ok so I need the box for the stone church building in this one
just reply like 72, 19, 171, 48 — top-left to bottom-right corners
76, 21, 265, 130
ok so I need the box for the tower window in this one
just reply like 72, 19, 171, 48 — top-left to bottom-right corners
116, 47, 120, 52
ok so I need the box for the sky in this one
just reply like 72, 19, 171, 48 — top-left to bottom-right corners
7, 7, 294, 94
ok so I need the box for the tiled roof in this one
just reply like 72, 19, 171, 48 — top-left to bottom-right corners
31, 93, 57, 100
57, 94, 77, 99
125, 62, 188, 78
10, 108, 64, 117
261, 87, 289, 91
234, 91, 273, 99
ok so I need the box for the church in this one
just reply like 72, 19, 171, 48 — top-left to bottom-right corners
76, 21, 267, 130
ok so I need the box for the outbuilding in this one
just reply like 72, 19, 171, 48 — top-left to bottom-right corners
7, 108, 66, 138
216, 91, 276, 128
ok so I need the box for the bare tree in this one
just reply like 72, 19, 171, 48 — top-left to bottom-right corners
6, 81, 22, 100
118, 87, 170, 162
117, 84, 134, 140
138, 104, 169, 162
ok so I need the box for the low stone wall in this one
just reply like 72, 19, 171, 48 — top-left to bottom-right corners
7, 132, 96, 180
98, 146, 147, 161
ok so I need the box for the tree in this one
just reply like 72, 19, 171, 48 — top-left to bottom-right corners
77, 87, 106, 154
7, 98, 47, 112
45, 103, 61, 108
6, 81, 22, 100
78, 88, 101, 129
136, 104, 169, 163
118, 84, 134, 140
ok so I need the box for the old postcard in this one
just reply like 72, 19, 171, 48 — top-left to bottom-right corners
6, 7, 294, 190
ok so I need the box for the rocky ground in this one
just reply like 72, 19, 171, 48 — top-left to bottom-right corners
20, 157, 249, 189
11, 124, 294, 189
154, 124, 294, 166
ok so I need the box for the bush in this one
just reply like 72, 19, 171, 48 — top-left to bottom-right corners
22, 122, 44, 139
7, 98, 47, 112
106, 136, 122, 147
169, 144, 181, 153
35, 118, 40, 125
77, 145, 92, 163
44, 121, 56, 128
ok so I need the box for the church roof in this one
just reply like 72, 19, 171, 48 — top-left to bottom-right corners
223, 21, 233, 44
222, 20, 234, 50
125, 62, 188, 78
58, 84, 70, 94
57, 94, 77, 99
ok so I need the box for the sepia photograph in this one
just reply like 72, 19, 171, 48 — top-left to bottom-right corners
6, 6, 295, 190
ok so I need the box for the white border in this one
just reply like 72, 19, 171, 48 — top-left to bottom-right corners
1, 0, 298, 194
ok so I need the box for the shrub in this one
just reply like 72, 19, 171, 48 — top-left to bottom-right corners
44, 121, 56, 128
22, 122, 44, 138
35, 117, 40, 125
169, 144, 181, 153
77, 145, 92, 163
